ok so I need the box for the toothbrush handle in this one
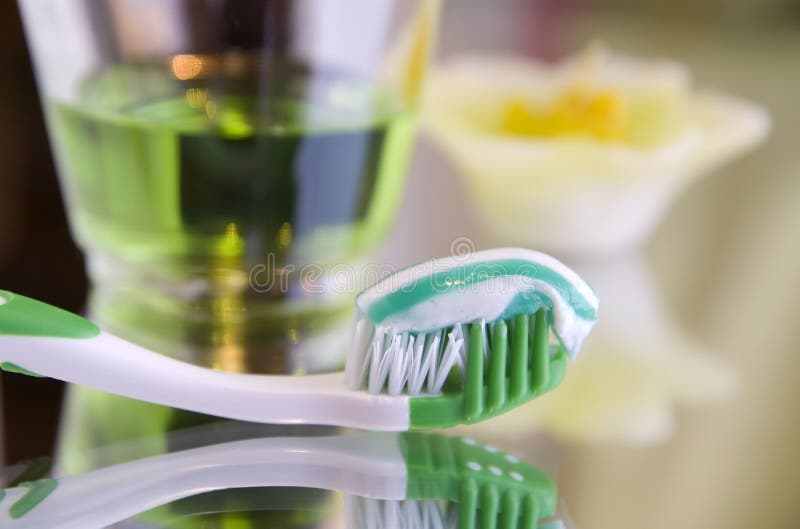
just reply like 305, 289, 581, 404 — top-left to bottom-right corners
0, 291, 409, 430
0, 435, 406, 529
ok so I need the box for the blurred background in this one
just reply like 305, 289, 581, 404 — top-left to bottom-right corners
1, 1, 799, 528
0, 0, 87, 463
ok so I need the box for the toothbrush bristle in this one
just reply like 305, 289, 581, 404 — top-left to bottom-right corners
346, 495, 550, 529
346, 308, 555, 400
346, 311, 472, 396
346, 497, 457, 529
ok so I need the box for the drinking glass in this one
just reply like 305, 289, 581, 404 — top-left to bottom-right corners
19, 0, 440, 373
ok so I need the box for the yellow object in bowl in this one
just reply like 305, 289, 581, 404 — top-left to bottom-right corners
423, 44, 769, 254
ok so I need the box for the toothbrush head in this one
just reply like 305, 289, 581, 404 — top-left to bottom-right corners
402, 433, 557, 521
349, 432, 560, 529
346, 248, 598, 429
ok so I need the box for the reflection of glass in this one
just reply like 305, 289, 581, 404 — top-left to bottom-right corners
4, 425, 566, 529
19, 0, 439, 372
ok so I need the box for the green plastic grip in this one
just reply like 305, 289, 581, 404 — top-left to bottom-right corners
0, 290, 99, 339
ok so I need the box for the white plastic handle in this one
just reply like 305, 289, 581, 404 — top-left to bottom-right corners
0, 332, 410, 430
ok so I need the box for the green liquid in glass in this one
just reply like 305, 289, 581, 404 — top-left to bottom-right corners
48, 58, 415, 372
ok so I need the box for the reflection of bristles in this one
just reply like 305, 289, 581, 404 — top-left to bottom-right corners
345, 497, 457, 529
345, 496, 567, 529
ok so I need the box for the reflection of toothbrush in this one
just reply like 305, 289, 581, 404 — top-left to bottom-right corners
0, 432, 561, 529
0, 248, 597, 430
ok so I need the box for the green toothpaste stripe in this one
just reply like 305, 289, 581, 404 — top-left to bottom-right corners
364, 258, 596, 324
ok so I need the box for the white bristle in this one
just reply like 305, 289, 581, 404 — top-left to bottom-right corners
347, 314, 487, 396
345, 497, 456, 529
406, 334, 426, 395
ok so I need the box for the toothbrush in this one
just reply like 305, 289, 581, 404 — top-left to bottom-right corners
0, 247, 598, 430
0, 432, 563, 529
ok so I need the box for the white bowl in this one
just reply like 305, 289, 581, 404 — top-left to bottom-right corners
423, 51, 770, 254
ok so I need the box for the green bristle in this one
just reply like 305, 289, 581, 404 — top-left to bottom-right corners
521, 494, 541, 529
509, 313, 530, 400
531, 310, 550, 392
502, 490, 522, 529
460, 479, 479, 529
408, 307, 568, 429
481, 485, 501, 529
464, 324, 485, 420
483, 308, 551, 406
487, 321, 508, 411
